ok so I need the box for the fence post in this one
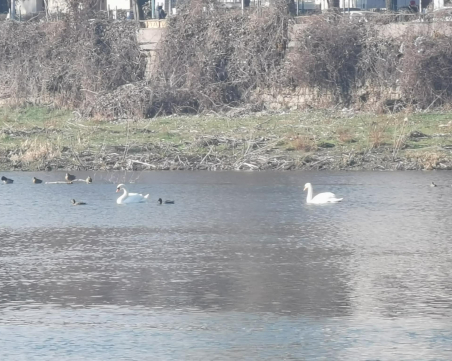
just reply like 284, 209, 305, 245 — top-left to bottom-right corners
11, 0, 15, 20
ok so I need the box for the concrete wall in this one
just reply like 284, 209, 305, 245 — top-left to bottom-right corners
138, 23, 165, 79
375, 20, 452, 37
17, 0, 44, 14
253, 86, 402, 110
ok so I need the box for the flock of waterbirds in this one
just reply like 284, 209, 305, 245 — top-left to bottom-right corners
1, 173, 175, 206
1, 173, 343, 205
2, 174, 445, 205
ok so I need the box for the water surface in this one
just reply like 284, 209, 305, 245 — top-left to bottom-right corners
1, 171, 452, 360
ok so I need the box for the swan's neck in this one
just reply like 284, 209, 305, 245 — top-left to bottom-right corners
120, 187, 128, 200
306, 186, 313, 202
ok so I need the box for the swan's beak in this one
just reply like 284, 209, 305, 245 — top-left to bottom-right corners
116, 188, 120, 193
303, 186, 307, 191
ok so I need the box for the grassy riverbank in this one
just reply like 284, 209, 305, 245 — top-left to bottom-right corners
1, 106, 452, 171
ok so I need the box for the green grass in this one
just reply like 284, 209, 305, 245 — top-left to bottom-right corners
1, 106, 452, 168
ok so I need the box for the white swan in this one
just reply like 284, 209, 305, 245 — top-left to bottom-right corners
116, 184, 149, 204
304, 183, 343, 204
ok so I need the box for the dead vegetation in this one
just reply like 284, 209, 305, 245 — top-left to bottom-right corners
400, 34, 452, 109
148, 0, 289, 115
368, 122, 388, 149
288, 17, 364, 103
1, 107, 452, 171
288, 16, 452, 111
336, 127, 355, 144
0, 19, 144, 111
1, 5, 452, 117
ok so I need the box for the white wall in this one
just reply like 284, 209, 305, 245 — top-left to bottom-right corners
17, 0, 44, 14
341, 0, 419, 8
107, 0, 130, 10
47, 0, 68, 13
339, 0, 358, 7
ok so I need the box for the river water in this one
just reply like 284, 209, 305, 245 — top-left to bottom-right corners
1, 171, 452, 360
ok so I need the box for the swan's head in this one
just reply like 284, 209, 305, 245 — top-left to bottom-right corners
116, 184, 125, 192
303, 183, 311, 191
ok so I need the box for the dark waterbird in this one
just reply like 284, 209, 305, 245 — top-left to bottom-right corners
1, 176, 13, 184
158, 198, 174, 205
65, 173, 76, 182
33, 177, 43, 184
71, 199, 86, 205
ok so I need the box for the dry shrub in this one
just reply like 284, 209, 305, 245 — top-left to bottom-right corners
287, 17, 452, 111
406, 150, 446, 170
150, 0, 289, 114
287, 134, 317, 151
0, 20, 145, 113
89, 82, 153, 119
359, 27, 401, 90
3, 10, 452, 117
288, 16, 364, 104
400, 29, 452, 108
336, 127, 354, 144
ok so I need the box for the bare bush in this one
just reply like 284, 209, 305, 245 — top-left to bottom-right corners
358, 27, 401, 90
150, 0, 290, 114
3, 9, 452, 118
0, 19, 145, 111
288, 16, 365, 104
400, 29, 452, 108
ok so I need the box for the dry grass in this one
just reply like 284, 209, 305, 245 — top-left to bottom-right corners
392, 117, 412, 160
287, 134, 317, 152
19, 138, 62, 164
1, 106, 452, 171
368, 123, 388, 149
336, 127, 355, 144
405, 149, 447, 170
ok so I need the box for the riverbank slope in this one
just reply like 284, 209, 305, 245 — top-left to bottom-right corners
1, 107, 452, 172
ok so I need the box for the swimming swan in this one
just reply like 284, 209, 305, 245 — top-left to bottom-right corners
116, 184, 149, 204
304, 183, 343, 204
